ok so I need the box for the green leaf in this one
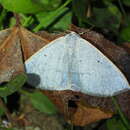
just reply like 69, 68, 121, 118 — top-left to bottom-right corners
119, 27, 130, 42
0, 9, 7, 30
9, 17, 16, 27
0, 127, 17, 130
72, 0, 88, 21
106, 117, 127, 130
0, 0, 60, 14
35, 7, 69, 31
87, 4, 121, 33
49, 11, 72, 31
0, 73, 27, 97
33, 0, 61, 10
122, 0, 130, 6
29, 91, 58, 114
111, 97, 130, 129
103, 0, 116, 2
34, 0, 72, 32
0, 107, 5, 116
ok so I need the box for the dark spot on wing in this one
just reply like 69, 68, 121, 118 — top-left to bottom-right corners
27, 73, 41, 86
80, 60, 82, 62
97, 60, 102, 64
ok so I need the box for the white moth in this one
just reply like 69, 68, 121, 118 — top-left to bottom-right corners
25, 32, 130, 97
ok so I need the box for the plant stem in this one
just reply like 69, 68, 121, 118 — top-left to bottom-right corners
70, 124, 73, 130
33, 0, 72, 32
14, 13, 21, 26
0, 98, 15, 125
0, 9, 7, 30
23, 16, 33, 27
111, 96, 130, 129
118, 0, 127, 23
19, 89, 31, 97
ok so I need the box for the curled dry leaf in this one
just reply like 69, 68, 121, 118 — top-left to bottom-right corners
0, 26, 49, 83
41, 90, 113, 125
71, 102, 113, 126
0, 27, 24, 83
18, 27, 50, 60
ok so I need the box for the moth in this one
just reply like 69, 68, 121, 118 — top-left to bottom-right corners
25, 32, 130, 97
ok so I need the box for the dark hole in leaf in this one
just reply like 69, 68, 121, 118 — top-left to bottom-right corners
0, 82, 8, 86
74, 95, 80, 99
93, 119, 108, 130
6, 92, 20, 113
68, 100, 77, 108
73, 126, 83, 129
23, 83, 36, 91
3, 12, 14, 28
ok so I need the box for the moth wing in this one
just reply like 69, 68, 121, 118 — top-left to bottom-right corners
25, 35, 73, 90
25, 32, 130, 96
73, 33, 130, 96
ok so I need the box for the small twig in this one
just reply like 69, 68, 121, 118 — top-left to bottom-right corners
33, 0, 72, 32
118, 0, 128, 24
13, 13, 21, 26
111, 96, 130, 129
0, 98, 15, 125
22, 16, 33, 27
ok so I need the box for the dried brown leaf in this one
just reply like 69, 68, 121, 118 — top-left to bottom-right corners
71, 102, 113, 126
19, 27, 50, 60
0, 27, 24, 83
0, 26, 49, 83
121, 42, 130, 54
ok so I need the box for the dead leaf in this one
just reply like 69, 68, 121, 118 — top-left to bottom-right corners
36, 31, 65, 42
121, 42, 130, 54
41, 90, 114, 126
0, 28, 12, 45
19, 27, 50, 60
71, 102, 113, 126
0, 26, 49, 83
0, 27, 24, 83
